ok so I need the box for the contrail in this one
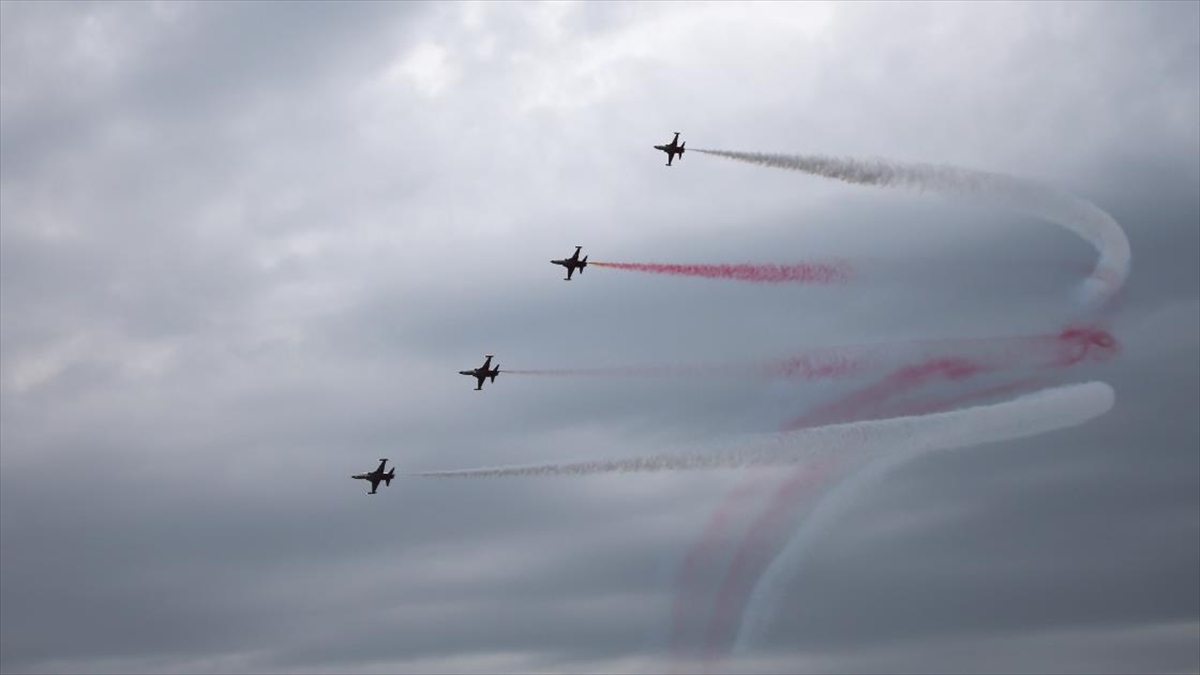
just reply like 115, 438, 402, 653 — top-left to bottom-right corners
694, 149, 1131, 307
403, 382, 1113, 479
588, 260, 853, 284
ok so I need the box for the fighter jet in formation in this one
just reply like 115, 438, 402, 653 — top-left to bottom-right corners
654, 132, 685, 166
352, 458, 395, 495
352, 129, 696, 492
459, 354, 500, 391
550, 246, 589, 281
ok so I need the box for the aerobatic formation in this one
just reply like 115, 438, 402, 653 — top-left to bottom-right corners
352, 131, 1130, 670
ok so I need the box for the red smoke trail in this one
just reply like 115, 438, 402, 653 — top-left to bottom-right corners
503, 325, 1115, 383
784, 356, 991, 430
880, 376, 1050, 419
781, 326, 1117, 430
691, 324, 1118, 668
699, 459, 844, 669
668, 473, 774, 669
675, 148, 1132, 662
1052, 325, 1120, 366
509, 326, 1117, 666
589, 260, 853, 284
692, 362, 1018, 670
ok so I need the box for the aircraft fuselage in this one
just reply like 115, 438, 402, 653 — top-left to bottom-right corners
460, 356, 499, 390
550, 246, 588, 280
352, 459, 394, 494
654, 132, 685, 166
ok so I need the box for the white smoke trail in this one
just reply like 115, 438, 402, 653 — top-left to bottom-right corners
694, 150, 1131, 307
729, 380, 1115, 655
405, 382, 1113, 480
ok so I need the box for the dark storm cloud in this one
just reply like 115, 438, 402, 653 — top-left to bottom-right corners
2, 1, 1197, 674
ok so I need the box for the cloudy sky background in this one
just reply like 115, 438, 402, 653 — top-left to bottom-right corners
2, 1, 1198, 673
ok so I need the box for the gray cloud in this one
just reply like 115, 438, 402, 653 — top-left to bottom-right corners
2, 1, 1197, 673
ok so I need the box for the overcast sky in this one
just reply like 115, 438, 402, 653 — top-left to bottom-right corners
2, 1, 1198, 673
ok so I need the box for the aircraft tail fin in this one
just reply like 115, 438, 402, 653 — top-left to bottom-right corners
679, 141, 685, 156
385, 468, 394, 486
581, 256, 587, 271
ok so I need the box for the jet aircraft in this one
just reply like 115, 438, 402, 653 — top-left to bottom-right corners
352, 458, 395, 495
459, 354, 500, 391
550, 246, 588, 281
654, 132, 685, 166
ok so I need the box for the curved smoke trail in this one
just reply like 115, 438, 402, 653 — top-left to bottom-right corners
694, 150, 1131, 307
733, 386, 1115, 654
706, 337, 1116, 660
681, 148, 1131, 665
669, 474, 774, 663
404, 382, 1113, 479
779, 328, 1116, 430
699, 458, 843, 665
694, 358, 1051, 662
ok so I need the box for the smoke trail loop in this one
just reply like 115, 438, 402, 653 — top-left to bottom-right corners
679, 148, 1131, 665
694, 149, 1131, 307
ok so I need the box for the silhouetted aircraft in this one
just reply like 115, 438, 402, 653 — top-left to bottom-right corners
352, 458, 395, 495
654, 132, 685, 166
550, 246, 588, 281
459, 354, 499, 391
